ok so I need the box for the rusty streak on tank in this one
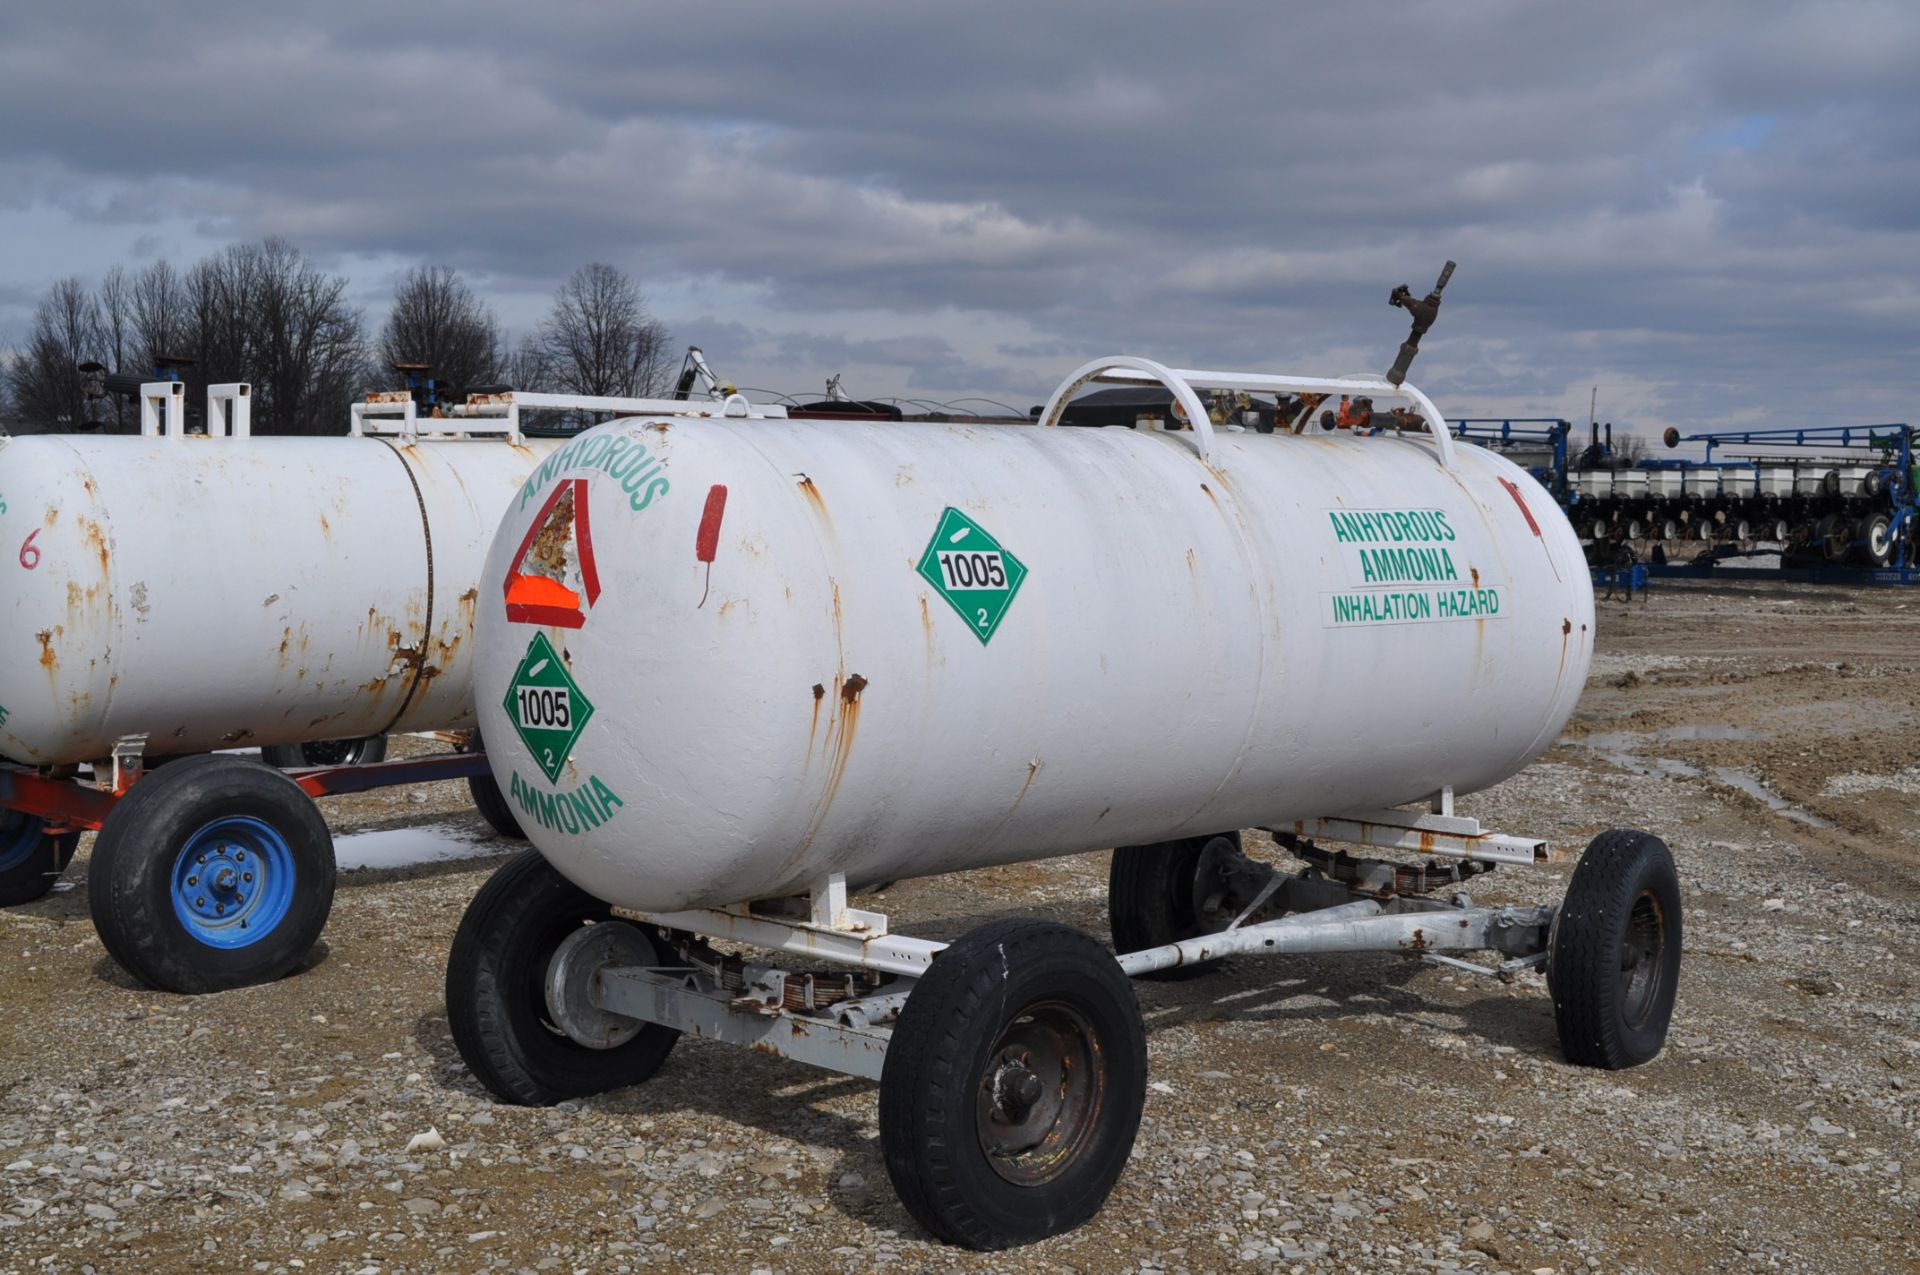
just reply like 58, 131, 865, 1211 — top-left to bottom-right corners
77, 516, 109, 575
789, 673, 869, 871
795, 474, 831, 528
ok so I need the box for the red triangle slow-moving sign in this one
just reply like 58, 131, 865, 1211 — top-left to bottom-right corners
503, 478, 602, 628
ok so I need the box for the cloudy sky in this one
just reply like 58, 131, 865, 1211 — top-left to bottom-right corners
3, 0, 1917, 437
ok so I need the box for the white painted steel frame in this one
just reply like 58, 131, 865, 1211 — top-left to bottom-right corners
591, 799, 1558, 1081
351, 389, 788, 443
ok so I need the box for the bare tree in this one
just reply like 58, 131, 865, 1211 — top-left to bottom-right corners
536, 263, 671, 399
177, 239, 364, 434
96, 267, 135, 430
128, 260, 191, 371
1610, 429, 1649, 469
244, 239, 364, 434
378, 265, 504, 392
507, 331, 550, 393
9, 241, 365, 436
3, 278, 106, 432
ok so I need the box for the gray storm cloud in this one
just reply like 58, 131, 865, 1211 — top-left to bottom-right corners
1, 0, 1916, 431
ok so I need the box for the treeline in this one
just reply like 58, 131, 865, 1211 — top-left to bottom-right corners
0, 239, 671, 435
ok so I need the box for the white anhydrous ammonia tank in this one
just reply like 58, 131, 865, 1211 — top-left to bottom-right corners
0, 432, 555, 765
474, 363, 1595, 914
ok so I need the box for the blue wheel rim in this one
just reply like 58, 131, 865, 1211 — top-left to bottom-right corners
169, 816, 296, 948
0, 812, 43, 874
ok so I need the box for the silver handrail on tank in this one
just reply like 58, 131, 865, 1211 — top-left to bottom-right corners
1035, 356, 1455, 469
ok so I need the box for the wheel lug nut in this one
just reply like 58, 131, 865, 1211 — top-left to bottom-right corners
243, 872, 253, 883
195, 896, 206, 907
186, 876, 197, 886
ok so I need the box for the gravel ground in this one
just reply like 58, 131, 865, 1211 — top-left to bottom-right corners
2, 579, 1917, 1275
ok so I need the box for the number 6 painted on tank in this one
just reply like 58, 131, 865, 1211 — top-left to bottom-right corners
18, 529, 40, 570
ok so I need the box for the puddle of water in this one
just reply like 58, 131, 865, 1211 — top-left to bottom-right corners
334, 823, 500, 872
1709, 768, 1833, 829
1581, 731, 1832, 829
1584, 725, 1765, 750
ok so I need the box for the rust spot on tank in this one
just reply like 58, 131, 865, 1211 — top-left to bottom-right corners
1185, 548, 1197, 574
841, 673, 868, 704
1470, 566, 1481, 589
1408, 928, 1428, 952
807, 683, 825, 753
36, 629, 58, 672
77, 516, 109, 575
716, 598, 737, 618
529, 484, 577, 581
812, 682, 826, 701
1562, 617, 1572, 635
81, 475, 97, 499
457, 587, 479, 628
795, 474, 831, 526
221, 729, 256, 744
1199, 482, 1217, 503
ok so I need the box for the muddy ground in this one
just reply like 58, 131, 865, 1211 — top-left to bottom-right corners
1, 578, 1916, 1275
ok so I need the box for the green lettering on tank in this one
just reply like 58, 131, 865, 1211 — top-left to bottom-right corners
508, 770, 625, 833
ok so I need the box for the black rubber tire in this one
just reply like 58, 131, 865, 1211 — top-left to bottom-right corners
1815, 513, 1850, 563
446, 849, 678, 1105
461, 730, 527, 840
879, 918, 1147, 1249
0, 813, 80, 906
1856, 512, 1894, 567
260, 736, 388, 769
87, 754, 335, 994
1549, 829, 1682, 1069
1107, 833, 1240, 980
468, 773, 528, 840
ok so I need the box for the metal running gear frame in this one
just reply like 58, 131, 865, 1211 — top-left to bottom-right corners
550, 796, 1558, 1083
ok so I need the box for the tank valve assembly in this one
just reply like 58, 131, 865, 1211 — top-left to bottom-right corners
1386, 259, 1456, 387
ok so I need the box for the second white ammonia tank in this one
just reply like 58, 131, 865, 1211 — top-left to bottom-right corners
0, 431, 556, 765
474, 363, 1594, 913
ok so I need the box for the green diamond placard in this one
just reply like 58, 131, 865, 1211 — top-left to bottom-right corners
915, 507, 1029, 645
503, 631, 595, 784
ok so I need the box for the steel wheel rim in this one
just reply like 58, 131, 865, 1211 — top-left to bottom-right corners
169, 816, 297, 948
300, 739, 364, 767
0, 811, 42, 874
975, 1000, 1105, 1186
1618, 889, 1666, 1028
